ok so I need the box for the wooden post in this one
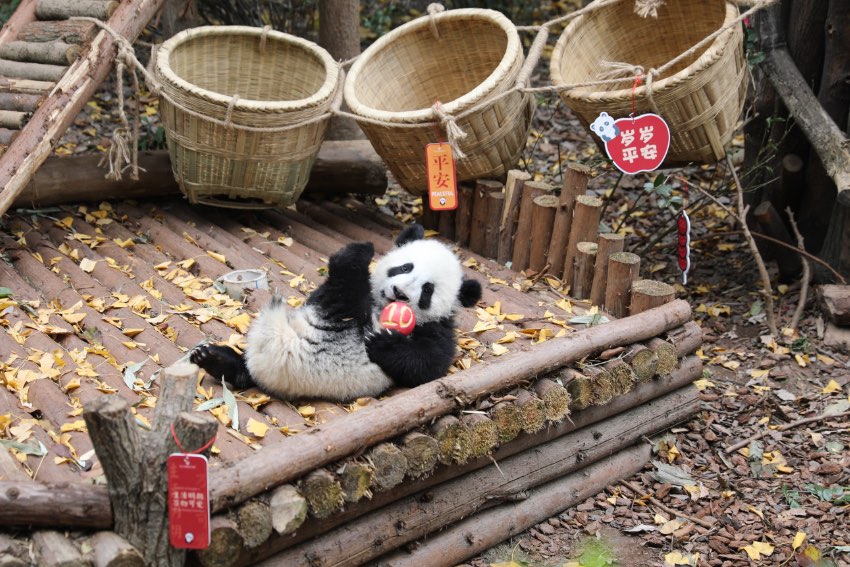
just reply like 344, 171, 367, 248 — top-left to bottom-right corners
629, 279, 676, 315
548, 163, 590, 275
469, 180, 500, 255
511, 181, 552, 272
528, 194, 559, 273
604, 252, 641, 318
571, 242, 598, 300
420, 199, 438, 231
454, 183, 475, 248
497, 170, 531, 265
561, 195, 603, 285
83, 362, 218, 567
437, 209, 456, 241
589, 233, 625, 307
483, 190, 506, 260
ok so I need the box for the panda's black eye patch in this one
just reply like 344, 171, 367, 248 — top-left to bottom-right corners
388, 263, 414, 277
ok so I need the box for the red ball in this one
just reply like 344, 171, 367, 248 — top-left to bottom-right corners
380, 301, 416, 336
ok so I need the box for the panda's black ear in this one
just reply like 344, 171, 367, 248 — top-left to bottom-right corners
395, 224, 425, 247
458, 278, 482, 308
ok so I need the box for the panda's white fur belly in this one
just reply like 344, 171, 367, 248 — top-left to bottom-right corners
244, 301, 392, 401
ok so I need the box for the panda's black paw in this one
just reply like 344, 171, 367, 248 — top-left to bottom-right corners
365, 328, 407, 361
329, 242, 374, 276
190, 344, 251, 388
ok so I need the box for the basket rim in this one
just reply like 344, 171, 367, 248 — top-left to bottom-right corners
155, 25, 339, 112
343, 8, 521, 124
550, 1, 739, 102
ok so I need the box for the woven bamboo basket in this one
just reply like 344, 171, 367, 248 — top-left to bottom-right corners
550, 0, 747, 165
155, 26, 340, 208
344, 9, 535, 194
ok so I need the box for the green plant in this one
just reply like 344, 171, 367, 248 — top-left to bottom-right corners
0, 0, 21, 26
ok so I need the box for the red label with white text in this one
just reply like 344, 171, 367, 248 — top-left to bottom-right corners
592, 112, 671, 174
168, 453, 210, 549
425, 142, 458, 211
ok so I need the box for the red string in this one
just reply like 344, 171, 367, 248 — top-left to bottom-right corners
631, 75, 643, 123
170, 422, 216, 455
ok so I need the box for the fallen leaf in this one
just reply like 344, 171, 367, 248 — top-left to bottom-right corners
742, 541, 774, 561
246, 418, 269, 438
822, 379, 842, 394
79, 258, 97, 273
792, 531, 806, 551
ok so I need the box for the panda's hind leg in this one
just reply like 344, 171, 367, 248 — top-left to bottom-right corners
190, 344, 254, 389
308, 241, 374, 323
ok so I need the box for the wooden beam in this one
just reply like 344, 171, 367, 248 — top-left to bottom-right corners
0, 0, 38, 45
0, 0, 169, 217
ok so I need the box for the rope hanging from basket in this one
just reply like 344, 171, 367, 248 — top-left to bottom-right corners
432, 101, 468, 159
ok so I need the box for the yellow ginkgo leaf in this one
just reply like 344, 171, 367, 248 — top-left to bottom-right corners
659, 519, 683, 535
227, 313, 252, 334
297, 405, 316, 418
207, 251, 226, 263
491, 344, 509, 356
792, 532, 806, 551
822, 379, 842, 394
246, 418, 269, 438
742, 541, 774, 560
748, 506, 764, 520
60, 420, 87, 433
79, 258, 97, 273
663, 551, 699, 566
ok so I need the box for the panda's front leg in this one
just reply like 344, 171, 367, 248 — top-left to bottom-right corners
190, 344, 254, 389
365, 320, 456, 388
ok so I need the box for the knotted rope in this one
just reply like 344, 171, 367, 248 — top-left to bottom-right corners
432, 101, 468, 159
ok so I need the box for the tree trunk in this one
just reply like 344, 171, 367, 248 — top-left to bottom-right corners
17, 18, 98, 44
454, 183, 474, 247
753, 200, 802, 281
0, 481, 111, 528
319, 0, 363, 141
469, 180, 500, 255
483, 190, 505, 260
0, 58, 66, 81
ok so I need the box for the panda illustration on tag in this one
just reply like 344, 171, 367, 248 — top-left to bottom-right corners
590, 112, 671, 175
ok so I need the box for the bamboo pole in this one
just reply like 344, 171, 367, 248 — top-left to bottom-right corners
562, 195, 603, 285
604, 252, 641, 318
589, 233, 625, 307
548, 163, 591, 275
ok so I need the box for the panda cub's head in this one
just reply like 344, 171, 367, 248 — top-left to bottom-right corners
371, 225, 482, 324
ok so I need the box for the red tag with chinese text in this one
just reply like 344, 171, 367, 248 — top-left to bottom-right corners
168, 453, 210, 549
425, 142, 458, 211
590, 112, 671, 175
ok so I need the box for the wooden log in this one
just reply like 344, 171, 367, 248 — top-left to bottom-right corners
667, 321, 703, 357
273, 387, 698, 566
90, 531, 144, 567
497, 169, 531, 264
548, 162, 591, 275
469, 179, 500, 255
436, 208, 455, 241
84, 362, 218, 567
269, 485, 307, 536
483, 190, 505, 259
432, 415, 473, 466
17, 19, 99, 44
647, 337, 677, 377
514, 389, 546, 434
200, 357, 703, 565
629, 279, 676, 315
511, 181, 551, 272
563, 368, 592, 410
0, 481, 111, 527
0, 128, 19, 146
824, 321, 850, 349
606, 359, 636, 396
488, 401, 522, 444
583, 365, 616, 405
368, 443, 408, 491
589, 233, 625, 307
454, 183, 474, 247
0, 58, 66, 81
528, 194, 559, 273
623, 344, 658, 383
571, 241, 598, 300
209, 300, 693, 511
36, 0, 119, 20
32, 531, 86, 567
0, 0, 171, 216
400, 432, 439, 479
0, 77, 52, 95
532, 378, 571, 422
0, 0, 38, 45
459, 413, 499, 458
237, 500, 273, 549
776, 153, 805, 222
301, 469, 343, 519
754, 200, 802, 282
0, 92, 41, 112
0, 40, 80, 65
604, 252, 641, 318
338, 460, 375, 503
817, 284, 850, 325
818, 0, 850, 131
198, 517, 243, 567
561, 194, 603, 285
13, 142, 385, 208
820, 190, 850, 281
377, 443, 655, 567
0, 110, 26, 129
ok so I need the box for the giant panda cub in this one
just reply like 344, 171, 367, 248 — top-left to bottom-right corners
190, 224, 482, 401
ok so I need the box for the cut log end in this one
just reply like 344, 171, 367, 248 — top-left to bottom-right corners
629, 279, 676, 315
489, 401, 522, 444
433, 415, 473, 465
368, 443, 408, 491
301, 469, 343, 519
400, 432, 439, 478
566, 373, 593, 411
460, 413, 499, 458
515, 390, 546, 434
339, 461, 375, 503
269, 485, 307, 536
606, 360, 636, 396
197, 518, 243, 567
648, 338, 678, 377
236, 500, 273, 549
533, 378, 572, 422
626, 344, 659, 382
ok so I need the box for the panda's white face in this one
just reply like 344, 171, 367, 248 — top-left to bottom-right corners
371, 239, 464, 324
